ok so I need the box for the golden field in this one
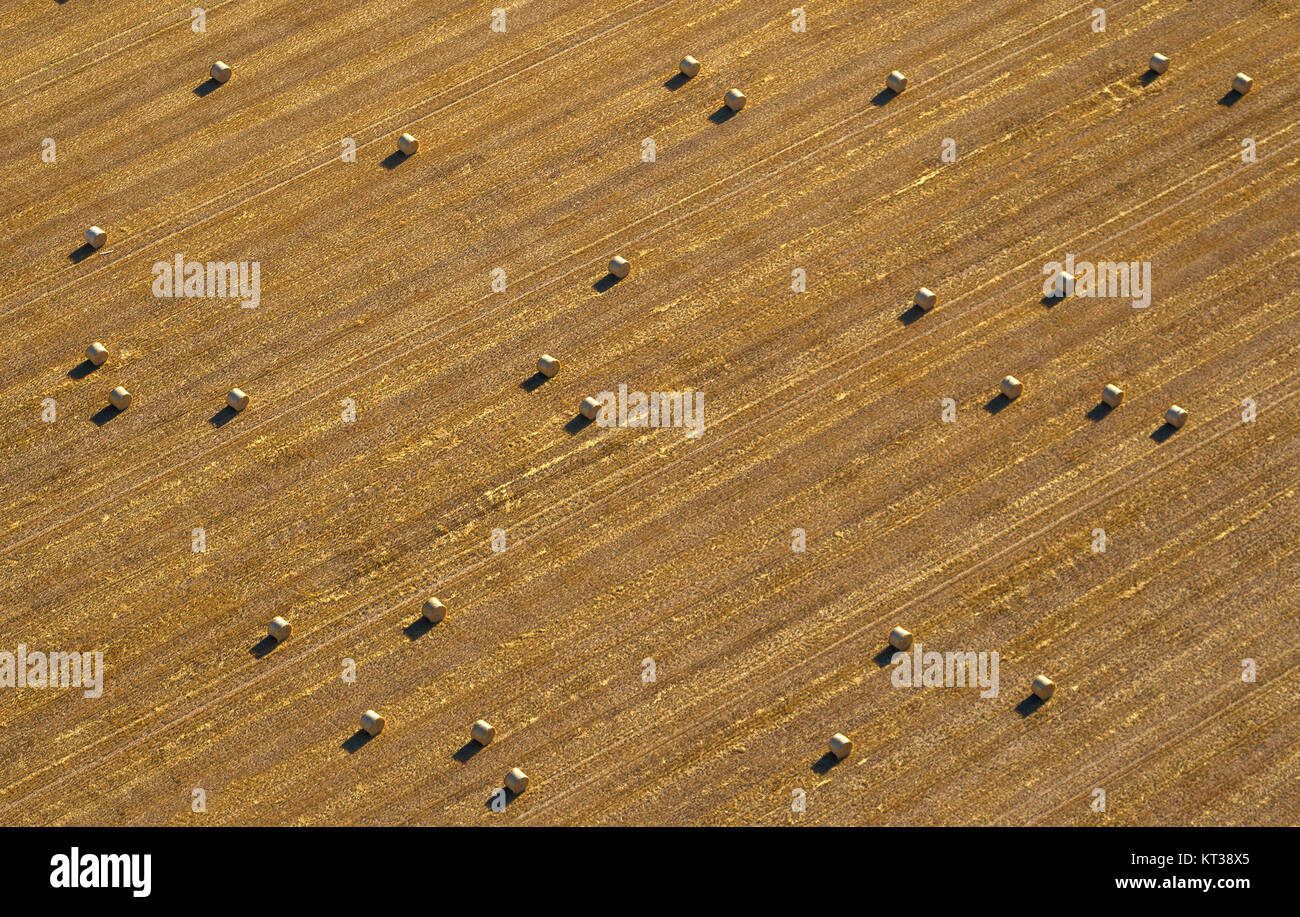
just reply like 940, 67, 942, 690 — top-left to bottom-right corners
0, 0, 1297, 825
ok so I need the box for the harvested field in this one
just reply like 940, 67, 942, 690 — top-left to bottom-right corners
1, 0, 1297, 826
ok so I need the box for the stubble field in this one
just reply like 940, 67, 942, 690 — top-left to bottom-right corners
0, 0, 1297, 825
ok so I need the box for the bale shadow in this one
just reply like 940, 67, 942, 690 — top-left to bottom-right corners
1041, 292, 1066, 308
68, 243, 96, 263
91, 404, 121, 426
342, 730, 373, 753
1150, 421, 1178, 443
453, 741, 483, 764
1139, 69, 1161, 87
381, 150, 408, 170
871, 87, 898, 106
664, 72, 690, 91
984, 393, 1011, 415
68, 359, 98, 379
1015, 694, 1046, 717
209, 405, 237, 427
811, 752, 842, 774
520, 371, 549, 392
404, 616, 434, 640
593, 272, 621, 293
1218, 89, 1242, 107
249, 635, 278, 658
708, 105, 737, 124
1085, 402, 1114, 422
564, 413, 594, 434
484, 788, 518, 810
873, 644, 900, 668
193, 77, 222, 97
898, 304, 926, 325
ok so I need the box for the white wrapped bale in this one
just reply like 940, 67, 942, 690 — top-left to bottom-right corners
829, 733, 852, 760
724, 88, 746, 111
86, 226, 107, 250
914, 288, 937, 312
505, 767, 529, 794
887, 70, 907, 93
210, 61, 232, 83
268, 616, 291, 641
471, 720, 496, 746
1101, 384, 1124, 407
86, 342, 109, 366
889, 626, 913, 651
398, 132, 419, 155
1149, 53, 1169, 74
422, 597, 447, 623
109, 386, 131, 410
580, 396, 603, 420
1031, 675, 1056, 701
227, 388, 249, 412
361, 710, 385, 736
608, 255, 630, 279
1001, 376, 1023, 400
537, 354, 561, 378
1232, 73, 1252, 95
1165, 405, 1188, 428
1052, 271, 1076, 298
679, 56, 700, 78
